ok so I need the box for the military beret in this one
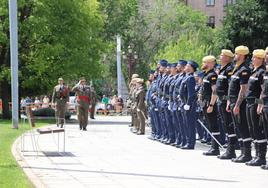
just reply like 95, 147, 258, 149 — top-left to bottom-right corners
187, 60, 199, 71
253, 49, 266, 59
58, 77, 63, 81
194, 71, 204, 78
265, 47, 268, 53
131, 74, 139, 79
222, 49, 234, 58
80, 77, 86, 81
170, 63, 177, 68
136, 78, 144, 84
159, 59, 168, 67
202, 55, 216, 63
235, 45, 249, 55
177, 60, 187, 66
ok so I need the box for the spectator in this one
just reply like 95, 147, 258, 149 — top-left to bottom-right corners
34, 97, 41, 109
42, 95, 50, 108
110, 95, 117, 110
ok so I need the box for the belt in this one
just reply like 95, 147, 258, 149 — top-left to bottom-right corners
77, 96, 90, 103
246, 98, 256, 104
218, 95, 228, 101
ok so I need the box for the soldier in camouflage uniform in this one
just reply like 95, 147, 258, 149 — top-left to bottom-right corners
129, 74, 139, 131
52, 78, 69, 128
72, 77, 91, 131
135, 78, 147, 135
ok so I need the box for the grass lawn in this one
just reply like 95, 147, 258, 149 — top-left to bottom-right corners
0, 119, 52, 188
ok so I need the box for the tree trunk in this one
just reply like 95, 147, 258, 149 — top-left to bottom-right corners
0, 80, 11, 119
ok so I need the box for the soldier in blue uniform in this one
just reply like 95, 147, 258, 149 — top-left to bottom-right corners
226, 45, 252, 163
160, 63, 172, 143
216, 49, 238, 160
194, 71, 206, 141
199, 55, 220, 156
245, 49, 267, 166
179, 61, 198, 149
172, 60, 187, 147
146, 70, 158, 140
163, 63, 178, 144
156, 60, 168, 142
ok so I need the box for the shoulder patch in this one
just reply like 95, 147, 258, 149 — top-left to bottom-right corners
228, 72, 233, 76
211, 77, 217, 80
242, 72, 248, 76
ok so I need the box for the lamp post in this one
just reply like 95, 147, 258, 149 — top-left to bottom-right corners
9, 0, 19, 129
123, 45, 138, 81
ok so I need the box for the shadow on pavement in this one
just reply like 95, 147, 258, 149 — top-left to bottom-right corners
24, 166, 238, 183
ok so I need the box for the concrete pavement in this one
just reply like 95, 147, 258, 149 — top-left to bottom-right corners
13, 115, 268, 188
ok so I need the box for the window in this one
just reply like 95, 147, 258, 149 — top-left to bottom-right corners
206, 0, 215, 6
224, 0, 235, 6
207, 16, 215, 28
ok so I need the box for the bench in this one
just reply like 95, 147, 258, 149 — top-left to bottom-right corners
21, 106, 66, 156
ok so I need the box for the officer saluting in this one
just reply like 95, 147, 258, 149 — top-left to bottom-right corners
245, 49, 267, 166
52, 78, 69, 128
227, 45, 252, 163
199, 55, 220, 156
216, 50, 237, 160
72, 77, 91, 131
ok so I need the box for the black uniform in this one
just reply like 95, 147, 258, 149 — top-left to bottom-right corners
228, 62, 252, 163
261, 71, 268, 169
245, 65, 267, 166
200, 69, 220, 155
216, 63, 237, 159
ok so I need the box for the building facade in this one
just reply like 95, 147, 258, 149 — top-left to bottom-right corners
185, 0, 236, 27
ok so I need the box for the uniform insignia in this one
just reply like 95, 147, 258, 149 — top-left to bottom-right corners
211, 77, 217, 80
228, 72, 233, 75
242, 72, 248, 75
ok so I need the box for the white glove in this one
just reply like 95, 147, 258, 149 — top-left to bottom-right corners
184, 104, 190, 111
168, 105, 171, 111
137, 108, 141, 112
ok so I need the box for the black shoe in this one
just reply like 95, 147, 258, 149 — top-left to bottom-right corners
148, 136, 156, 140
181, 145, 194, 150
60, 124, 63, 128
261, 164, 268, 170
200, 139, 207, 144
136, 131, 144, 135
83, 127, 87, 131
130, 128, 137, 133
203, 148, 220, 156
218, 145, 236, 160
90, 117, 95, 119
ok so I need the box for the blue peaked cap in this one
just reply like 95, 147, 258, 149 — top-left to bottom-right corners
170, 63, 177, 68
177, 60, 187, 66
159, 59, 168, 67
187, 60, 199, 70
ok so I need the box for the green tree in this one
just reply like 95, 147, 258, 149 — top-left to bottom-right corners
0, 0, 105, 119
217, 0, 268, 51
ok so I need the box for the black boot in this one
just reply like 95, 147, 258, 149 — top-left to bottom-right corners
203, 139, 220, 156
247, 143, 266, 166
232, 147, 244, 162
246, 143, 258, 166
218, 144, 236, 160
233, 146, 252, 163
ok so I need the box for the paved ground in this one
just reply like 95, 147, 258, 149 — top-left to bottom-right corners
13, 115, 268, 188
